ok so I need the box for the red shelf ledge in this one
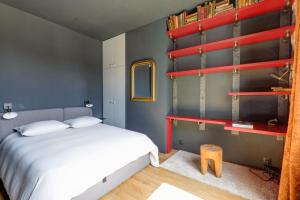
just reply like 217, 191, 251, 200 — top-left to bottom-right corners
167, 0, 292, 39
224, 122, 287, 137
165, 115, 286, 153
167, 26, 295, 59
228, 91, 291, 96
166, 59, 292, 77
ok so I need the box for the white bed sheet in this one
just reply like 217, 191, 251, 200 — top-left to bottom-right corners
0, 124, 159, 200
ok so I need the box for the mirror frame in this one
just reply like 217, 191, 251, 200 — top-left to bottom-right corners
130, 59, 156, 102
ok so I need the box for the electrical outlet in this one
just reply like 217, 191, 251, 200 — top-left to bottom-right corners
178, 139, 184, 145
263, 157, 272, 166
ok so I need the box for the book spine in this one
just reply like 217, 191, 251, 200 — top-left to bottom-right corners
197, 6, 201, 20
201, 6, 205, 19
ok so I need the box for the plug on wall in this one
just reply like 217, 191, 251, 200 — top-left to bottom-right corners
263, 157, 272, 166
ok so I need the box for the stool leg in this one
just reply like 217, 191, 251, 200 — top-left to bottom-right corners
209, 160, 215, 172
201, 157, 208, 175
214, 159, 222, 177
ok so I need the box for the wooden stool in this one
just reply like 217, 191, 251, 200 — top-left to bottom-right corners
200, 144, 223, 177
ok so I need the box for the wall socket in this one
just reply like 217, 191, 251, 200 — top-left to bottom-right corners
178, 139, 184, 145
263, 157, 272, 166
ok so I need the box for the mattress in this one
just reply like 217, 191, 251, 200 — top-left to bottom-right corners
0, 124, 159, 200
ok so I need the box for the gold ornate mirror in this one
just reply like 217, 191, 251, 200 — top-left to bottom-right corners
131, 59, 156, 102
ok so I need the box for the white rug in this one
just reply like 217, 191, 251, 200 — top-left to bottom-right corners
160, 150, 278, 200
147, 183, 203, 200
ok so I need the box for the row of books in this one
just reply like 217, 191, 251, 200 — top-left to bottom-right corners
237, 0, 263, 8
167, 0, 263, 31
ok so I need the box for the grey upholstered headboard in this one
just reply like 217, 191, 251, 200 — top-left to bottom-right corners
0, 107, 92, 142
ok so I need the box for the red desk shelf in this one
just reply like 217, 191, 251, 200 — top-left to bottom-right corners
166, 59, 292, 77
166, 115, 287, 152
167, 26, 294, 59
167, 0, 292, 39
228, 91, 291, 96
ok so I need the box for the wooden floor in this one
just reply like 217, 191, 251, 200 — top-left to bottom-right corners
0, 150, 244, 200
101, 150, 244, 200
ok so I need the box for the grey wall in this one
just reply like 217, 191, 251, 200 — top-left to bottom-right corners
126, 12, 289, 168
126, 19, 172, 151
0, 3, 102, 117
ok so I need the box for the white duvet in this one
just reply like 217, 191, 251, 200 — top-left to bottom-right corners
0, 124, 159, 200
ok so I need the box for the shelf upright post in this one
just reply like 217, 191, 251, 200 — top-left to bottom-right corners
231, 11, 241, 135
199, 23, 206, 131
171, 38, 178, 127
277, 5, 292, 140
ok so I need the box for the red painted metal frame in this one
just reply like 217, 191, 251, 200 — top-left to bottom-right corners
165, 115, 287, 152
166, 59, 292, 77
167, 26, 295, 59
167, 0, 291, 39
228, 91, 291, 96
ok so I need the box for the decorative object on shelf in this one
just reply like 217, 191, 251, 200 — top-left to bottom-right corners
2, 103, 18, 120
130, 59, 156, 102
270, 68, 290, 83
200, 144, 223, 177
84, 100, 93, 108
268, 118, 279, 126
271, 87, 292, 92
232, 121, 253, 129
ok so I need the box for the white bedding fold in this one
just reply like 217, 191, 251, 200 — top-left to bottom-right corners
0, 124, 159, 200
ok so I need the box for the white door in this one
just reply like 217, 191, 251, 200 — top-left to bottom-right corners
103, 68, 115, 126
102, 33, 125, 128
112, 66, 125, 128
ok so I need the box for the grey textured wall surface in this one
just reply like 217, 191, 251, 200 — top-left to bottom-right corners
126, 19, 172, 152
0, 3, 102, 117
126, 12, 289, 168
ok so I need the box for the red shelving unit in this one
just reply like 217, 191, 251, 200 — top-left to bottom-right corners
228, 91, 291, 96
167, 26, 295, 59
164, 0, 293, 153
167, 0, 292, 39
166, 59, 292, 77
166, 115, 287, 152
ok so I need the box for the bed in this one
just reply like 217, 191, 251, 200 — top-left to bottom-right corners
0, 107, 159, 200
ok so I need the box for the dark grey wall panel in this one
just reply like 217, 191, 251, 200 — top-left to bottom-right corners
126, 19, 172, 152
0, 3, 102, 117
126, 11, 287, 168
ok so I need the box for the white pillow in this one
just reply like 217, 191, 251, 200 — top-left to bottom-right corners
64, 116, 102, 128
15, 120, 69, 137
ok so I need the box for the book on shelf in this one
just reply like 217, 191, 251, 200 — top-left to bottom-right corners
237, 0, 262, 8
215, 4, 234, 16
167, 0, 264, 31
232, 121, 254, 129
185, 12, 197, 24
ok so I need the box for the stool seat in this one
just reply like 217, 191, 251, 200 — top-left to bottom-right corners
200, 144, 223, 177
